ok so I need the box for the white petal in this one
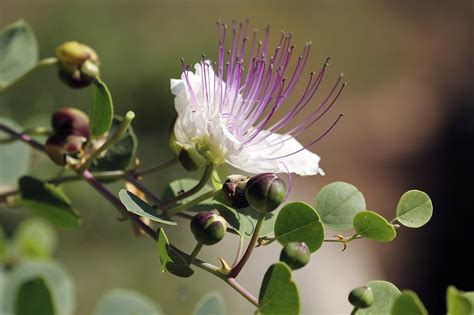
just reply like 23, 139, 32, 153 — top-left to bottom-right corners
227, 131, 323, 176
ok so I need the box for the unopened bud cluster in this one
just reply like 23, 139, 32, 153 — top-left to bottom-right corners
222, 173, 286, 213
348, 286, 373, 309
56, 41, 100, 88
45, 108, 90, 166
279, 242, 311, 270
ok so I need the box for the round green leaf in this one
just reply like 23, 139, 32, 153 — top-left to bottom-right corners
90, 79, 114, 138
19, 176, 81, 229
92, 289, 162, 315
447, 286, 474, 315
119, 190, 177, 225
0, 20, 38, 90
391, 290, 428, 315
213, 194, 277, 239
14, 218, 57, 259
353, 211, 396, 242
274, 202, 324, 252
0, 118, 30, 188
257, 262, 299, 315
162, 178, 214, 212
3, 261, 75, 315
354, 280, 401, 315
192, 291, 226, 315
156, 228, 194, 278
396, 190, 433, 228
315, 181, 366, 231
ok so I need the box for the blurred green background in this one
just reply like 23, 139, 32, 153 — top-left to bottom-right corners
1, 0, 472, 314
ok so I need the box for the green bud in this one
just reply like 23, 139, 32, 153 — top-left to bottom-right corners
245, 173, 286, 213
56, 41, 100, 88
190, 211, 227, 245
51, 107, 90, 138
348, 286, 373, 309
279, 242, 310, 270
222, 175, 250, 208
44, 135, 86, 166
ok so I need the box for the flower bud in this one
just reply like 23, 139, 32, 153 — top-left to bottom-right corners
348, 286, 373, 309
44, 135, 86, 166
222, 175, 250, 208
190, 211, 227, 245
177, 147, 206, 172
51, 108, 90, 139
56, 41, 100, 88
245, 173, 286, 213
279, 242, 310, 270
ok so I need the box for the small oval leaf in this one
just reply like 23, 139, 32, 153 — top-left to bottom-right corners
192, 291, 226, 315
92, 289, 162, 315
257, 262, 299, 315
119, 190, 176, 225
391, 290, 428, 315
315, 182, 366, 231
353, 211, 396, 242
0, 20, 38, 90
19, 176, 81, 229
396, 190, 433, 228
90, 79, 114, 138
162, 178, 214, 212
274, 202, 324, 252
156, 228, 194, 278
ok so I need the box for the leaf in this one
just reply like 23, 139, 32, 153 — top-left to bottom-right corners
13, 218, 57, 259
315, 181, 366, 231
257, 262, 299, 315
391, 290, 428, 315
92, 289, 162, 315
3, 260, 75, 315
0, 20, 38, 90
274, 202, 324, 252
396, 190, 433, 228
90, 79, 114, 138
90, 117, 137, 172
447, 286, 474, 315
19, 176, 81, 229
353, 211, 396, 242
119, 190, 177, 225
0, 118, 30, 188
213, 194, 277, 239
354, 280, 401, 315
192, 291, 226, 315
156, 228, 194, 278
15, 278, 55, 315
162, 178, 214, 212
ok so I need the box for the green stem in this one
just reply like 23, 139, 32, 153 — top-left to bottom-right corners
229, 212, 266, 278
351, 307, 359, 315
0, 57, 58, 96
164, 163, 214, 206
167, 190, 220, 216
232, 236, 245, 267
188, 242, 203, 265
79, 111, 135, 172
134, 158, 178, 177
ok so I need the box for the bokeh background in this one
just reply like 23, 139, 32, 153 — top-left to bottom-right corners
0, 0, 472, 314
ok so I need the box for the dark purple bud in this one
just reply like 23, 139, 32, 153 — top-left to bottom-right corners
222, 175, 250, 208
279, 242, 310, 270
44, 135, 86, 166
190, 211, 227, 245
51, 108, 90, 138
245, 173, 286, 213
